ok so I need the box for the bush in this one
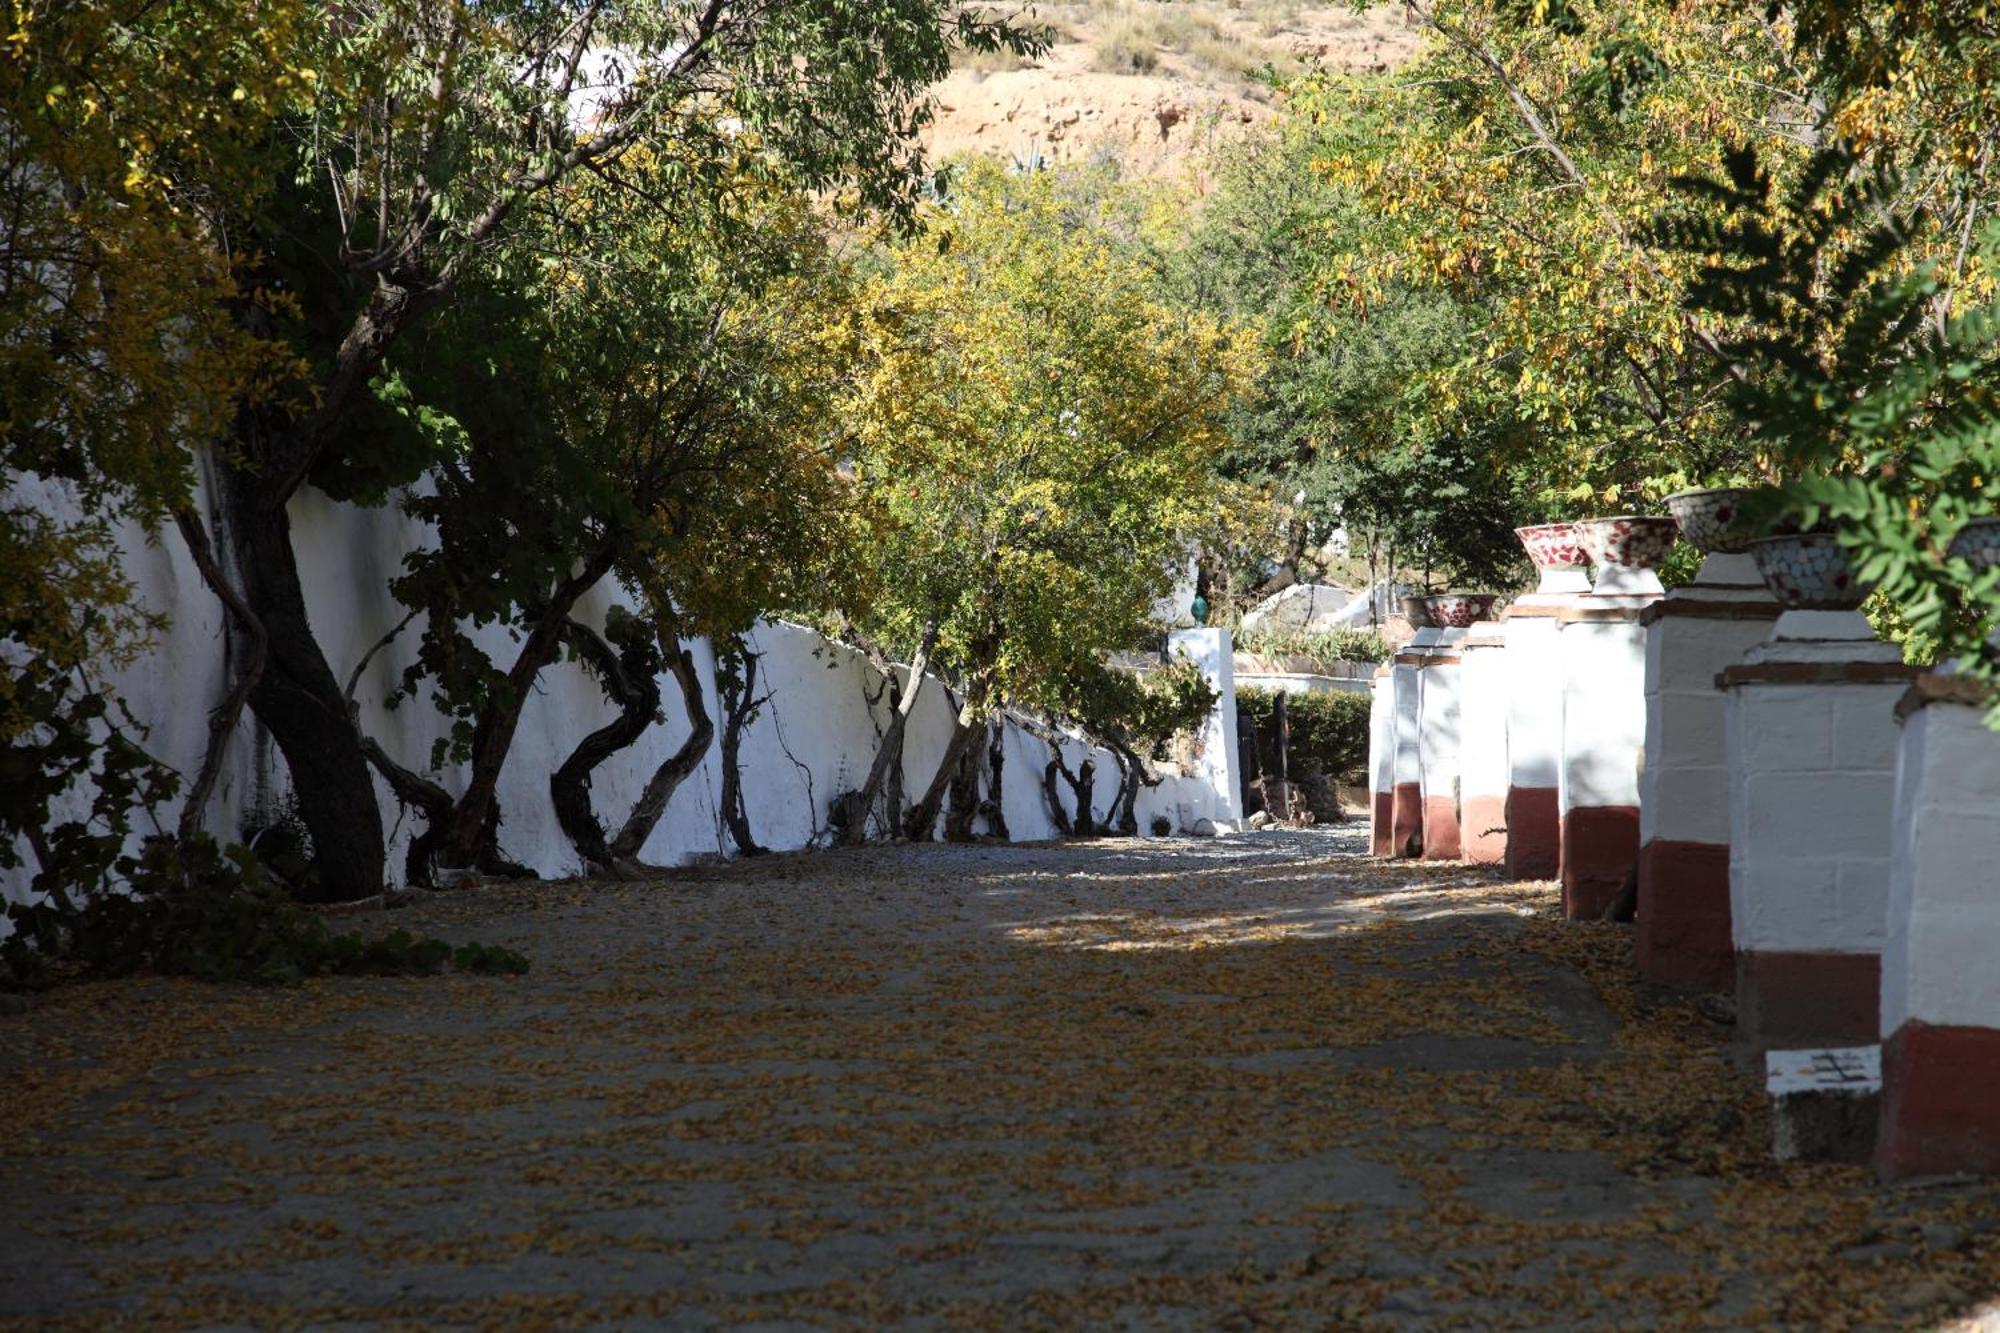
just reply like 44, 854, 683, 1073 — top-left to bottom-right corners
1235, 623, 1388, 667
1, 835, 528, 990
1235, 686, 1371, 786
1093, 19, 1160, 72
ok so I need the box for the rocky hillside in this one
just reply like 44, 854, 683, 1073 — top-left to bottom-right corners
927, 2, 1423, 179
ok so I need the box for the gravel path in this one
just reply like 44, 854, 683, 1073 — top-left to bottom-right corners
3, 828, 1997, 1328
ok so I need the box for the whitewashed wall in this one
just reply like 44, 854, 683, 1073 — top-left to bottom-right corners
3, 477, 1228, 908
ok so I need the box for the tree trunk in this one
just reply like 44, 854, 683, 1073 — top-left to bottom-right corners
982, 720, 1010, 840
904, 677, 987, 841
1072, 758, 1097, 838
609, 636, 713, 862
839, 622, 937, 846
172, 504, 266, 845
1041, 757, 1074, 837
549, 617, 661, 875
438, 545, 615, 868
224, 466, 386, 902
944, 724, 984, 842
718, 637, 766, 857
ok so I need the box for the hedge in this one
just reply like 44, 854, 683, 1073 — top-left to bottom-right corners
1235, 685, 1372, 786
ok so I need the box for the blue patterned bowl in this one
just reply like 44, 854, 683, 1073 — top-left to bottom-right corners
1749, 533, 1871, 610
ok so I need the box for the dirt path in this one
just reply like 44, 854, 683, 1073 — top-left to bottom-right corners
3, 829, 1997, 1328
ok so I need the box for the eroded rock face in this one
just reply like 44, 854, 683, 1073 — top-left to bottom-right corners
924, 3, 1421, 179
1241, 582, 1359, 633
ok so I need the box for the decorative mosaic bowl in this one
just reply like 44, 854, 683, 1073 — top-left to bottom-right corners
1749, 532, 1871, 610
1576, 515, 1679, 571
1514, 522, 1586, 570
1420, 592, 1500, 629
1665, 487, 1755, 554
1399, 594, 1436, 629
1948, 516, 2000, 571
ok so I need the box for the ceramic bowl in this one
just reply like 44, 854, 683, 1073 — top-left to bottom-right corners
1665, 487, 1755, 554
1948, 516, 2000, 571
1749, 532, 1871, 609
1576, 515, 1679, 570
1420, 592, 1500, 629
1514, 522, 1586, 570
1399, 595, 1435, 629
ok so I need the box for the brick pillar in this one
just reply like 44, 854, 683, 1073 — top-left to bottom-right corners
1722, 611, 1917, 1057
1635, 552, 1779, 990
1876, 674, 2000, 1179
1458, 621, 1509, 865
1418, 629, 1466, 859
1368, 667, 1394, 857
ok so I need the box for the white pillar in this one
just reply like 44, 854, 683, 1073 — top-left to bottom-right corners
1417, 628, 1466, 859
1723, 610, 1915, 1055
1170, 627, 1244, 834
1636, 551, 1779, 989
1877, 675, 2000, 1177
1390, 636, 1431, 857
1558, 605, 1653, 917
1459, 621, 1510, 865
1368, 667, 1395, 855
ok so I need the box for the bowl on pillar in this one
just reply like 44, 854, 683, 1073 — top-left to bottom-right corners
1515, 523, 1591, 599
1503, 524, 1588, 879
1666, 487, 1765, 592
1749, 532, 1872, 611
1576, 515, 1678, 599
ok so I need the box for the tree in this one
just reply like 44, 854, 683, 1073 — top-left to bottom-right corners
830, 161, 1258, 842
187, 0, 1040, 899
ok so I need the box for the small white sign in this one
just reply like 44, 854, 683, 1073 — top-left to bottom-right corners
1766, 1045, 1882, 1095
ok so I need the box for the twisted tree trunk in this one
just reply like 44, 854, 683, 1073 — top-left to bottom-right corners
549, 617, 661, 875
608, 636, 713, 863
718, 637, 766, 857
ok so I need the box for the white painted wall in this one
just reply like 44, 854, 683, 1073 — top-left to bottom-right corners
1558, 618, 1649, 814
1459, 630, 1509, 807
1368, 671, 1394, 803
1640, 614, 1773, 845
1417, 639, 1464, 817
1882, 698, 2000, 1033
1503, 614, 1564, 794
3, 478, 1232, 909
1169, 628, 1244, 833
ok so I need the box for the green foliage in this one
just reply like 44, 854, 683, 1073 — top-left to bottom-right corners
1234, 686, 1372, 785
1235, 623, 1388, 666
1660, 143, 2000, 704
1, 836, 527, 990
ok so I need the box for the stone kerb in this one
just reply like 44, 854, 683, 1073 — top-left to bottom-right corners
1635, 550, 1781, 991
1721, 610, 1918, 1057
1418, 628, 1467, 860
1876, 675, 2000, 1178
1368, 666, 1395, 857
1459, 621, 1510, 865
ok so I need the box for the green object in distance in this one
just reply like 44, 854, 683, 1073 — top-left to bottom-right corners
1190, 594, 1210, 626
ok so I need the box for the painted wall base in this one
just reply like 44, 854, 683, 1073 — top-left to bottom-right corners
1505, 785, 1560, 879
1561, 804, 1638, 920
1461, 793, 1506, 866
1422, 796, 1462, 860
1877, 1021, 2000, 1179
1634, 838, 1732, 991
1736, 949, 1880, 1055
1391, 782, 1423, 859
1370, 790, 1394, 857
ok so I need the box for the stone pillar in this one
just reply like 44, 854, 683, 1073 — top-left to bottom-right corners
1557, 603, 1654, 918
1504, 524, 1590, 880
1635, 553, 1780, 990
1721, 611, 1917, 1055
1170, 627, 1244, 834
1390, 637, 1431, 858
1458, 621, 1510, 865
1418, 628, 1466, 859
1368, 666, 1395, 856
1876, 674, 2000, 1178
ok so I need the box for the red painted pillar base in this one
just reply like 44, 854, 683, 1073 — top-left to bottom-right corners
1421, 796, 1461, 860
1559, 805, 1638, 920
1370, 790, 1394, 857
1735, 950, 1880, 1056
1460, 794, 1506, 865
1504, 786, 1560, 880
1877, 1021, 2000, 1179
1391, 782, 1422, 858
1635, 838, 1732, 991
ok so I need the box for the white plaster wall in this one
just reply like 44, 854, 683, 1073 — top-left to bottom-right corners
4, 480, 1230, 909
1169, 628, 1243, 833
1726, 682, 1903, 954
1558, 619, 1647, 813
1392, 659, 1422, 791
1881, 702, 2000, 1033
1368, 674, 1394, 799
1640, 615, 1772, 845
1460, 641, 1509, 803
1417, 661, 1461, 811
1503, 616, 1563, 791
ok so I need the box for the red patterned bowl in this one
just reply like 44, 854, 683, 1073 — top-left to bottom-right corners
1514, 522, 1586, 570
1576, 515, 1679, 570
1421, 592, 1500, 628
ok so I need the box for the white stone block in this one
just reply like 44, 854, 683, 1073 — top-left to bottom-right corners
1559, 617, 1648, 812
1504, 614, 1564, 791
1170, 628, 1244, 834
1738, 690, 1835, 772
